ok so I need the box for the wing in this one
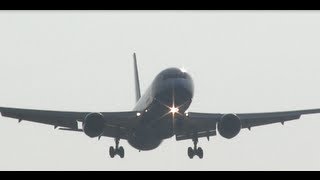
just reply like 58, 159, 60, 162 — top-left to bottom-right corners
237, 109, 320, 129
0, 107, 140, 140
175, 109, 320, 141
175, 112, 222, 141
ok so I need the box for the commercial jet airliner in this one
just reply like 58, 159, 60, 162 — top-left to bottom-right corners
1, 53, 320, 159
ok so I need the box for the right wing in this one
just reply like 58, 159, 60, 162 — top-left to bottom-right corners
0, 107, 141, 140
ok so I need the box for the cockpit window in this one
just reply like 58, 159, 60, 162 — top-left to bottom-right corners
162, 72, 188, 80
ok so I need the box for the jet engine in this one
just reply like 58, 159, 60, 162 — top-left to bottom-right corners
82, 112, 105, 138
217, 113, 241, 139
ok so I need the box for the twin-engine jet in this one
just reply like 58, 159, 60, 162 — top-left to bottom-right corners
1, 53, 320, 159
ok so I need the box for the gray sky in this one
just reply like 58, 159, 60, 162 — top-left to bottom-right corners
0, 10, 320, 170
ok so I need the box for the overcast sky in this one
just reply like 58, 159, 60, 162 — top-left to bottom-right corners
0, 10, 320, 170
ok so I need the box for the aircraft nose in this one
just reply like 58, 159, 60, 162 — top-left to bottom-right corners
173, 79, 193, 105
153, 78, 194, 106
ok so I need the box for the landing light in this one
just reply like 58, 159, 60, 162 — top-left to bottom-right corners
170, 107, 179, 114
136, 112, 141, 117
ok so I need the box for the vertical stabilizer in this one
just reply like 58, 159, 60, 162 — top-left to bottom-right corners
133, 53, 141, 102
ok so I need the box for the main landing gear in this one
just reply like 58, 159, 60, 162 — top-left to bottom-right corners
109, 138, 125, 158
187, 137, 203, 159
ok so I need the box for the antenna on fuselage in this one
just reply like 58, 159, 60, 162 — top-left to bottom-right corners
133, 53, 141, 102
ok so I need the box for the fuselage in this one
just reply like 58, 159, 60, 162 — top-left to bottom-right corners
127, 68, 194, 151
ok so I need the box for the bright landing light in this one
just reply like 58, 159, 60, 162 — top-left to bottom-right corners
170, 106, 179, 114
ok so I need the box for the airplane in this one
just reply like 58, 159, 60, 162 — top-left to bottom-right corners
1, 53, 320, 159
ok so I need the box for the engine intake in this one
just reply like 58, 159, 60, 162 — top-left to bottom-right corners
217, 113, 241, 139
82, 112, 105, 138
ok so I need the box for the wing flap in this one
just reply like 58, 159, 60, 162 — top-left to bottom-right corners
101, 111, 140, 129
58, 127, 83, 132
176, 130, 216, 141
174, 113, 221, 141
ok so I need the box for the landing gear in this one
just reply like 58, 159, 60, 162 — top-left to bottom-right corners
197, 147, 203, 159
188, 147, 194, 159
118, 146, 125, 158
187, 137, 203, 159
109, 146, 115, 158
109, 138, 125, 158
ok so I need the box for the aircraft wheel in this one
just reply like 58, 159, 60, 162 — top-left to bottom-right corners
109, 146, 115, 158
119, 146, 125, 158
188, 147, 194, 159
197, 147, 203, 159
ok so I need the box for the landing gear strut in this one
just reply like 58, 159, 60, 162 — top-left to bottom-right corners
187, 137, 203, 159
109, 138, 125, 158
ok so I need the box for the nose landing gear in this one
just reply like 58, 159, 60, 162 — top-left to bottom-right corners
187, 137, 203, 159
109, 138, 125, 158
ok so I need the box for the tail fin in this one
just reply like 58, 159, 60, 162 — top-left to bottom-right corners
133, 53, 141, 102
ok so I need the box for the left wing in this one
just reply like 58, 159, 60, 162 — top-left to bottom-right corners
238, 109, 320, 129
0, 107, 140, 139
175, 109, 320, 141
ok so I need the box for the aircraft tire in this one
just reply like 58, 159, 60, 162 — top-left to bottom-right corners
197, 147, 203, 159
119, 146, 125, 158
188, 147, 194, 159
109, 146, 115, 158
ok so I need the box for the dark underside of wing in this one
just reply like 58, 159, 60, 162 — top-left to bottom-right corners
238, 109, 320, 129
175, 108, 320, 141
0, 107, 140, 140
0, 107, 87, 129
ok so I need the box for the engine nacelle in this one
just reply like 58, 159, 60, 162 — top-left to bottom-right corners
217, 113, 241, 139
82, 112, 105, 138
